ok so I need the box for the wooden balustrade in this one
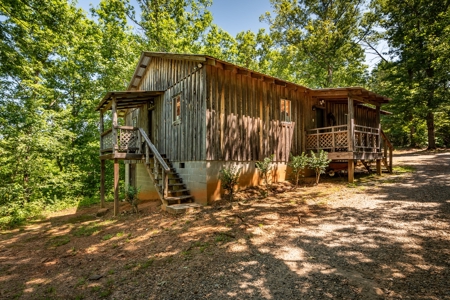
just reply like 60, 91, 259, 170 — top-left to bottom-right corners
306, 125, 348, 152
306, 124, 381, 153
100, 126, 139, 153
139, 128, 170, 198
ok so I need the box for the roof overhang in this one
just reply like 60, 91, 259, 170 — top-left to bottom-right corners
310, 87, 390, 106
127, 52, 207, 91
96, 91, 164, 115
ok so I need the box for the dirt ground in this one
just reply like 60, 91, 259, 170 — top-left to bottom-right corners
1, 149, 449, 300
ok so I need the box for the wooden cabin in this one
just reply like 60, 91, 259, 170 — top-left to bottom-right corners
96, 52, 393, 214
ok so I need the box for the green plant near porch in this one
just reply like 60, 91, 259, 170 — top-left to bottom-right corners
288, 152, 309, 186
124, 185, 140, 213
308, 150, 331, 185
255, 155, 274, 192
218, 165, 241, 202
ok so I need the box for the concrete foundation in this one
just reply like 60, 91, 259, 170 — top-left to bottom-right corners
133, 160, 292, 205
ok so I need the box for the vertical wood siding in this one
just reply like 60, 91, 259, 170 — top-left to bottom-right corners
205, 65, 305, 162
133, 57, 207, 162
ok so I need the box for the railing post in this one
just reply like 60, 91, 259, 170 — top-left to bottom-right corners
111, 96, 118, 154
138, 131, 142, 154
316, 129, 319, 150
99, 111, 104, 155
378, 124, 382, 152
331, 126, 335, 152
146, 144, 150, 164
347, 96, 355, 152
162, 169, 167, 199
154, 158, 159, 180
365, 129, 369, 151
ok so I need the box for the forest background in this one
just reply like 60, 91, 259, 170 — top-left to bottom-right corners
1, 0, 449, 228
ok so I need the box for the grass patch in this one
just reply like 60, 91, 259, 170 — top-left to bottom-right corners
99, 289, 112, 298
139, 258, 154, 269
214, 233, 232, 243
48, 235, 70, 247
75, 277, 86, 287
102, 234, 113, 241
393, 165, 416, 173
73, 222, 100, 237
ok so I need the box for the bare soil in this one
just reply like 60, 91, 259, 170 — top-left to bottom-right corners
1, 149, 449, 300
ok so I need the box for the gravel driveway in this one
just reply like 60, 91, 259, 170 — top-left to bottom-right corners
140, 150, 450, 300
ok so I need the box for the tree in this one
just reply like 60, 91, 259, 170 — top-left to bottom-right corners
127, 0, 213, 53
367, 0, 450, 149
262, 0, 368, 88
0, 0, 138, 227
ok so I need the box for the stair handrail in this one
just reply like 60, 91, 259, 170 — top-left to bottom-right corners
380, 129, 393, 150
138, 128, 170, 171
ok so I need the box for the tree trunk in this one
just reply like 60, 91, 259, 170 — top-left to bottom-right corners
409, 125, 417, 147
426, 111, 436, 150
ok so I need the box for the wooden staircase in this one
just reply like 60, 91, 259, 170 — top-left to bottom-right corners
138, 129, 199, 214
360, 130, 393, 174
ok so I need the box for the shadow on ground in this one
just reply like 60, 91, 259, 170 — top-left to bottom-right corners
1, 150, 449, 299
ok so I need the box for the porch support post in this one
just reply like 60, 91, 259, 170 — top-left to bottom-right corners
100, 159, 105, 208
114, 158, 119, 216
100, 111, 104, 155
348, 159, 355, 183
376, 106, 381, 151
376, 159, 382, 175
112, 96, 118, 154
347, 96, 354, 152
376, 105, 382, 175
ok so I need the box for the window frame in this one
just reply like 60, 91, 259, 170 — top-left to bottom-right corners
172, 93, 181, 125
280, 99, 292, 123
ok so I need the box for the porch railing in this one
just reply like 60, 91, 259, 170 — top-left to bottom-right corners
101, 126, 139, 153
306, 124, 381, 153
99, 126, 170, 198
306, 125, 348, 151
354, 125, 380, 152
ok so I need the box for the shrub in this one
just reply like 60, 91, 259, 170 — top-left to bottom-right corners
218, 165, 241, 202
307, 150, 331, 185
255, 155, 274, 191
125, 185, 140, 213
288, 152, 309, 186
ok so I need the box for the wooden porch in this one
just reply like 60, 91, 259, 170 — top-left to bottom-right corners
306, 88, 393, 182
96, 91, 195, 216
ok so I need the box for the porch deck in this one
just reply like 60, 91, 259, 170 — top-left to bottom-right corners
306, 124, 383, 160
306, 124, 393, 178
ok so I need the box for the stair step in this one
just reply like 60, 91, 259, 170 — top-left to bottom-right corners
155, 178, 183, 181
166, 203, 202, 215
167, 189, 189, 194
165, 195, 193, 201
158, 183, 185, 187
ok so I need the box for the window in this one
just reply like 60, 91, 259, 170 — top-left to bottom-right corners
173, 94, 181, 123
280, 99, 292, 122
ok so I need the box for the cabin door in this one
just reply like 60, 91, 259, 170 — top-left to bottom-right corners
316, 107, 325, 128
